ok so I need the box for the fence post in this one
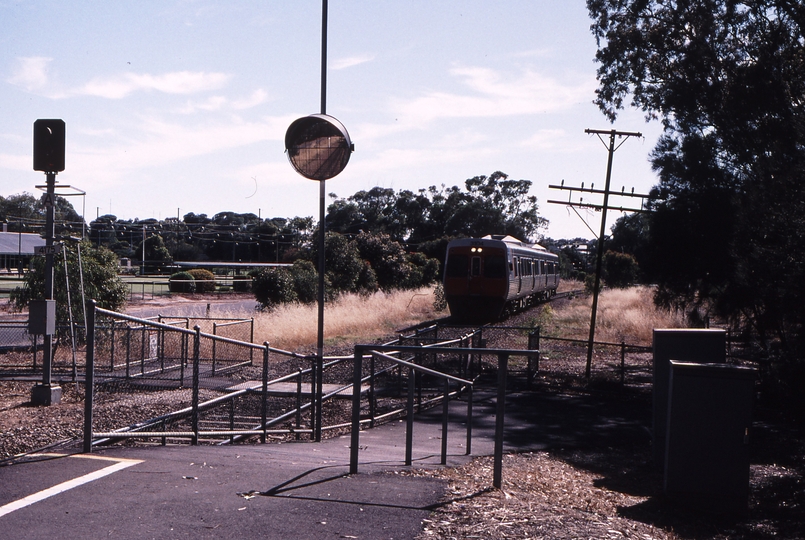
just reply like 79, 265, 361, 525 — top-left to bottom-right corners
229, 399, 235, 445
110, 320, 116, 372
296, 369, 303, 441
125, 327, 131, 378
180, 333, 187, 386
441, 379, 449, 465
349, 347, 363, 475
493, 353, 509, 489
528, 327, 540, 387
620, 341, 626, 387
466, 385, 473, 455
212, 322, 218, 377
369, 352, 376, 428
191, 326, 200, 445
261, 343, 269, 444
82, 300, 96, 453
249, 318, 255, 366
405, 365, 415, 466
310, 354, 318, 441
140, 326, 146, 375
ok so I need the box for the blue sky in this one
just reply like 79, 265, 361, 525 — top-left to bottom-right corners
1, 1, 662, 240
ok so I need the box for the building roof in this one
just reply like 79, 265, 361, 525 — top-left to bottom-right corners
0, 232, 45, 255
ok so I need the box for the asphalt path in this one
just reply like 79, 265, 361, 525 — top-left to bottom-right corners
0, 388, 650, 539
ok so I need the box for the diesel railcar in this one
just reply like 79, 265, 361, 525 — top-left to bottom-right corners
443, 235, 559, 321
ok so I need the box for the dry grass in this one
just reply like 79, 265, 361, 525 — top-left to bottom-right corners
248, 287, 442, 352
542, 286, 687, 346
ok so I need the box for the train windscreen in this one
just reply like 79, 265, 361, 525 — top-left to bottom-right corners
445, 253, 468, 277
484, 255, 507, 278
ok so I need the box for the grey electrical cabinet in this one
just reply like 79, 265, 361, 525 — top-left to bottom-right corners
653, 329, 726, 466
28, 299, 56, 335
664, 361, 756, 514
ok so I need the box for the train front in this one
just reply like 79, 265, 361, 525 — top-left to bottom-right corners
443, 238, 510, 321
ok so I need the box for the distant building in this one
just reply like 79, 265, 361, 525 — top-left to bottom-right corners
0, 231, 45, 274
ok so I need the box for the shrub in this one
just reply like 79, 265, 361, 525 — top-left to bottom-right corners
253, 268, 297, 309
603, 251, 640, 288
291, 260, 319, 303
187, 268, 216, 293
356, 260, 379, 295
169, 271, 196, 293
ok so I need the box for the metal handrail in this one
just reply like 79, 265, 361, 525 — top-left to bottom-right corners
350, 343, 539, 489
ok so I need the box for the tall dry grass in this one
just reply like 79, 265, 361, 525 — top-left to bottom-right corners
541, 286, 687, 346
215, 284, 684, 352
249, 287, 441, 351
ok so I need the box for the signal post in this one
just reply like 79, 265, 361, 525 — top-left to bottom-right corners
30, 119, 65, 406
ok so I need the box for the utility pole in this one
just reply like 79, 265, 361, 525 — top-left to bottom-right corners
548, 128, 646, 380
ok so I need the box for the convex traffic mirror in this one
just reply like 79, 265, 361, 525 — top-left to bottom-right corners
285, 114, 353, 181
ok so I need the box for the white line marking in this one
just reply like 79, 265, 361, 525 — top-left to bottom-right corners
0, 456, 142, 518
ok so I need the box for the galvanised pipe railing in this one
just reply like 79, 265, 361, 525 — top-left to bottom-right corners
350, 344, 542, 489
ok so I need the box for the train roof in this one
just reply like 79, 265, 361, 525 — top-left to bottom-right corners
447, 235, 551, 253
482, 234, 549, 251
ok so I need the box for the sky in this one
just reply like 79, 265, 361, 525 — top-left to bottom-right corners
0, 1, 664, 241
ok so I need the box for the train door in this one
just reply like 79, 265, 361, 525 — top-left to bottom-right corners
515, 256, 522, 293
540, 260, 546, 289
468, 254, 483, 295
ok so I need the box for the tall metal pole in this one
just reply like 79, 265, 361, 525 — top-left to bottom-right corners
320, 0, 328, 116
31, 171, 60, 405
314, 0, 329, 442
584, 129, 642, 379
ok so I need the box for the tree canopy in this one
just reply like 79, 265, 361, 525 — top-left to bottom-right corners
326, 171, 548, 244
589, 1, 805, 355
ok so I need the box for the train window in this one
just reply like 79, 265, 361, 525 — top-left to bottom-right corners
471, 256, 482, 276
445, 254, 468, 278
540, 260, 545, 274
484, 255, 507, 278
513, 257, 518, 276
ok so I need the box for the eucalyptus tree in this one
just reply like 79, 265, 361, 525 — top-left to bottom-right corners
588, 1, 805, 354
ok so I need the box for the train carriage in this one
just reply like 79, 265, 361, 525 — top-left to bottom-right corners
443, 235, 559, 321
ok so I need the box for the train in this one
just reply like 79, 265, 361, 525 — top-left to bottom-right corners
443, 235, 560, 321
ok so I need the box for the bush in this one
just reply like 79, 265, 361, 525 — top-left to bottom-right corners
356, 260, 379, 295
603, 251, 640, 288
253, 268, 297, 309
187, 268, 216, 293
290, 260, 319, 303
169, 271, 196, 293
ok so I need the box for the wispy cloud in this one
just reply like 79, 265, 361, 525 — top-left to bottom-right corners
392, 66, 595, 125
7, 56, 53, 91
332, 54, 375, 70
70, 113, 296, 185
178, 89, 269, 114
79, 71, 232, 99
